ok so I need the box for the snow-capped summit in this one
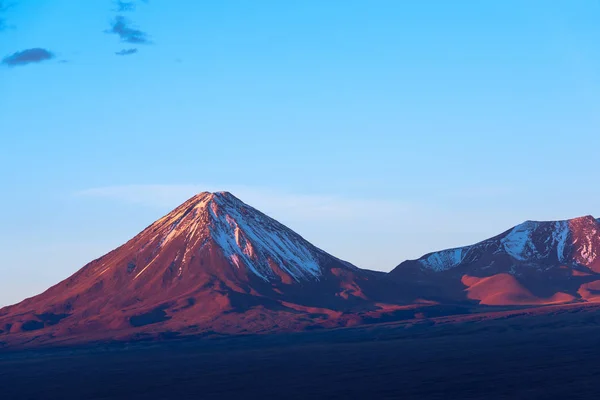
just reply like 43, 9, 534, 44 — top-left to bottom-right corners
390, 215, 600, 306
137, 191, 328, 282
412, 215, 600, 272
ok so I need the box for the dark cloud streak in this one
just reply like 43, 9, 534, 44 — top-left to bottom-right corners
2, 48, 55, 67
106, 16, 150, 44
0, 1, 13, 11
115, 48, 138, 56
0, 1, 11, 31
115, 1, 135, 12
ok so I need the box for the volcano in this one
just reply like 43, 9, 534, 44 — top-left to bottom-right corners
0, 192, 410, 347
390, 215, 600, 305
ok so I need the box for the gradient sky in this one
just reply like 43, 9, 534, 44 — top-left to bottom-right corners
1, 1, 599, 306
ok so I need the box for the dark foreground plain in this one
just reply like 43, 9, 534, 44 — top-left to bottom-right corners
3, 307, 600, 400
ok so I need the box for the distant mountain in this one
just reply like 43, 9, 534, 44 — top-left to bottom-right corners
390, 216, 600, 305
0, 192, 408, 347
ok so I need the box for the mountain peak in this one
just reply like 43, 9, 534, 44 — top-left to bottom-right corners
133, 191, 330, 283
521, 214, 596, 223
405, 215, 600, 273
182, 191, 238, 206
568, 215, 597, 225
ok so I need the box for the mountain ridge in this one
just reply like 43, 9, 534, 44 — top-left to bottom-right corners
2, 191, 600, 348
390, 214, 600, 306
400, 214, 600, 272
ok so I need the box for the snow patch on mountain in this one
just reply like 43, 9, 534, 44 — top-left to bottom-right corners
500, 221, 541, 261
552, 221, 570, 262
208, 192, 322, 281
419, 248, 466, 271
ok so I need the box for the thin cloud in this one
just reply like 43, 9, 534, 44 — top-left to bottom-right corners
76, 184, 412, 222
2, 48, 55, 67
0, 0, 12, 31
106, 16, 150, 44
0, 1, 13, 12
115, 48, 138, 56
445, 186, 514, 199
74, 184, 555, 271
115, 1, 136, 12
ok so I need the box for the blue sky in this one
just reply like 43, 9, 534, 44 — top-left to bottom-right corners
1, 1, 599, 306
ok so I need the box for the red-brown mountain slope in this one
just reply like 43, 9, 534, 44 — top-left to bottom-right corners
0, 192, 411, 347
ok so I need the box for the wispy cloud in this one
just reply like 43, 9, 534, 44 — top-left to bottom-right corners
115, 0, 136, 12
74, 184, 559, 271
445, 186, 514, 199
0, 1, 13, 12
115, 48, 138, 56
76, 184, 412, 222
106, 1, 152, 57
106, 16, 150, 44
2, 48, 55, 67
0, 1, 13, 32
